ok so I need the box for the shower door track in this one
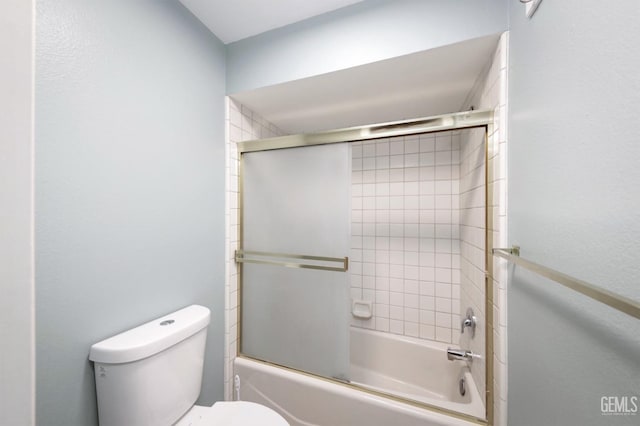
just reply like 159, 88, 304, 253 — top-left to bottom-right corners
237, 109, 493, 154
235, 108, 496, 425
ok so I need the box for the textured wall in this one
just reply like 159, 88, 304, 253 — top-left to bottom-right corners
0, 1, 35, 425
35, 1, 226, 424
226, 0, 508, 93
508, 1, 640, 425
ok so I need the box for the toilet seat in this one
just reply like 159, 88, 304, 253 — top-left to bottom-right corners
174, 401, 289, 426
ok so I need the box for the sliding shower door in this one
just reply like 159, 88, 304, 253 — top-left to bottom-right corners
240, 143, 351, 381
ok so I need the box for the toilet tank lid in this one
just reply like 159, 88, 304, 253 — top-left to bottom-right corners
89, 305, 210, 364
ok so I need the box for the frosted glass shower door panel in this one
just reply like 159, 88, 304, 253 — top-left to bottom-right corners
241, 143, 351, 381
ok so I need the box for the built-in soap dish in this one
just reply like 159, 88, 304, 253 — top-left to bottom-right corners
352, 299, 372, 319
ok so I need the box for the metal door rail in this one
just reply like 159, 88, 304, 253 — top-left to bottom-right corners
235, 250, 348, 272
493, 246, 640, 320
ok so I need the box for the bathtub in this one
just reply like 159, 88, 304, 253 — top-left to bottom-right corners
234, 327, 485, 426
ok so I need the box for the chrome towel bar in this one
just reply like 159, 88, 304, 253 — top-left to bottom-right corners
235, 250, 348, 272
492, 246, 640, 320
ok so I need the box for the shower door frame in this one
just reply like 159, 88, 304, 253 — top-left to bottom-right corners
235, 109, 496, 425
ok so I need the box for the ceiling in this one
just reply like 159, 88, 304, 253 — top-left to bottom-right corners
179, 0, 364, 44
232, 34, 500, 134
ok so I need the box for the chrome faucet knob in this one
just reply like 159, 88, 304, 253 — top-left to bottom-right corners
461, 307, 477, 338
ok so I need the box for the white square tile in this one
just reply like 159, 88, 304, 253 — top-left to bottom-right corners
404, 138, 419, 154
420, 196, 435, 210
390, 319, 404, 334
390, 278, 404, 292
375, 197, 390, 211
362, 143, 376, 157
404, 167, 420, 182
375, 318, 390, 332
389, 196, 404, 209
404, 237, 419, 252
405, 322, 420, 337
389, 182, 404, 196
404, 293, 419, 309
404, 223, 419, 238
389, 168, 404, 182
390, 305, 403, 320
362, 170, 376, 183
420, 152, 435, 166
376, 141, 390, 156
435, 165, 452, 180
436, 282, 452, 298
362, 223, 375, 236
420, 224, 436, 238
376, 169, 390, 183
420, 282, 435, 296
435, 151, 452, 166
404, 251, 419, 266
362, 274, 376, 288
419, 238, 435, 253
404, 265, 419, 280
405, 195, 420, 210
436, 312, 452, 328
419, 266, 435, 281
362, 210, 375, 223
352, 158, 363, 171
390, 291, 404, 306
420, 166, 435, 180
435, 253, 452, 268
375, 303, 389, 318
405, 153, 420, 167
389, 237, 404, 250
420, 181, 435, 195
435, 224, 452, 238
389, 264, 404, 278
376, 183, 390, 196
435, 326, 452, 343
390, 139, 404, 155
390, 155, 404, 168
376, 156, 390, 169
375, 290, 389, 304
420, 324, 435, 339
420, 137, 435, 152
389, 224, 404, 237
435, 134, 452, 151
404, 279, 419, 294
435, 297, 452, 313
363, 157, 376, 170
404, 181, 419, 195
404, 210, 419, 224
435, 268, 452, 283
404, 307, 419, 323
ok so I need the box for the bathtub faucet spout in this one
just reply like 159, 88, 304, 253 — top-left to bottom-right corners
447, 348, 475, 362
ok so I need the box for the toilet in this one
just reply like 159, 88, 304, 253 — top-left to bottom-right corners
89, 305, 288, 426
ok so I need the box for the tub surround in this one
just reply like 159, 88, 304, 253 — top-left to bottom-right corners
225, 33, 509, 425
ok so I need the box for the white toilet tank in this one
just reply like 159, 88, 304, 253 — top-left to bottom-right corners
89, 305, 211, 426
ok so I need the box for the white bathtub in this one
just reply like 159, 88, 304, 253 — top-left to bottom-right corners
234, 327, 485, 426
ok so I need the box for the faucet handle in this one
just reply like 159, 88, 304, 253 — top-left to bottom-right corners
461, 307, 477, 338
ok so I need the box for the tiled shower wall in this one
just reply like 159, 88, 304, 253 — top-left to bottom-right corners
459, 32, 509, 426
224, 98, 286, 399
349, 132, 463, 343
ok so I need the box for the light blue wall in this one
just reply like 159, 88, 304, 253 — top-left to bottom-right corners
508, 1, 640, 425
35, 1, 226, 425
226, 0, 508, 94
